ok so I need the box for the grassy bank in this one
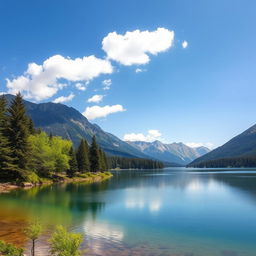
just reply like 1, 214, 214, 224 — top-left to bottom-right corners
0, 171, 113, 193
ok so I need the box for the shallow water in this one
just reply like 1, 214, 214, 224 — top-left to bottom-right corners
0, 167, 256, 256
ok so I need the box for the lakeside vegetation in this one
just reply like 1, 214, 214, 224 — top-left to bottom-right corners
188, 155, 256, 168
0, 93, 111, 187
0, 223, 84, 256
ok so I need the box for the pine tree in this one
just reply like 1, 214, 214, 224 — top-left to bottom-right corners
89, 135, 100, 172
98, 148, 105, 172
103, 151, 109, 171
6, 93, 30, 173
0, 96, 14, 177
27, 117, 36, 134
67, 147, 78, 177
76, 139, 90, 172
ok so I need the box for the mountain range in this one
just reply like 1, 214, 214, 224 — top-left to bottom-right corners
189, 123, 256, 167
3, 94, 211, 165
4, 94, 147, 158
127, 140, 210, 165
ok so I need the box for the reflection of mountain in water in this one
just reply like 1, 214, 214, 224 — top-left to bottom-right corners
108, 169, 256, 203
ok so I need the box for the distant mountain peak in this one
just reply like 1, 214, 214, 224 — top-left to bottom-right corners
127, 140, 210, 165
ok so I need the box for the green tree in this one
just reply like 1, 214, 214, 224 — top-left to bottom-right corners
89, 136, 100, 172
24, 221, 43, 256
0, 240, 24, 256
0, 96, 14, 177
76, 139, 90, 172
29, 132, 72, 176
49, 225, 83, 256
67, 147, 78, 177
6, 93, 31, 178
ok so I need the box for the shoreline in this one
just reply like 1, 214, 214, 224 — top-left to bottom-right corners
0, 172, 113, 193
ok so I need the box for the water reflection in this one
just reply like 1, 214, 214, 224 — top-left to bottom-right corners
0, 168, 256, 256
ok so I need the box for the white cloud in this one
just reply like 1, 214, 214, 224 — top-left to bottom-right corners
0, 92, 6, 95
123, 129, 162, 142
135, 68, 146, 73
52, 93, 75, 103
102, 79, 112, 90
182, 40, 188, 49
87, 94, 104, 103
75, 82, 87, 91
186, 142, 214, 149
83, 104, 125, 120
102, 27, 174, 66
6, 55, 113, 101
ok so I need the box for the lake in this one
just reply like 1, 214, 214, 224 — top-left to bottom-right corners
0, 168, 256, 256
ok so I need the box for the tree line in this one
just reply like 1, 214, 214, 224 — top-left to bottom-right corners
108, 156, 164, 169
0, 93, 108, 183
188, 155, 256, 168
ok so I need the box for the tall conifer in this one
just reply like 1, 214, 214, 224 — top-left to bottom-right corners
89, 136, 100, 172
0, 96, 13, 176
67, 147, 78, 177
6, 93, 30, 172
76, 139, 90, 172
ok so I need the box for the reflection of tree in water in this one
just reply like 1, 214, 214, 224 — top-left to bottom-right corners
0, 179, 111, 247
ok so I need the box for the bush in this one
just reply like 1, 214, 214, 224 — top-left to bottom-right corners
49, 225, 83, 256
0, 240, 24, 256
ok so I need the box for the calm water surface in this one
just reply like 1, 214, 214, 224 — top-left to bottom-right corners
0, 168, 256, 256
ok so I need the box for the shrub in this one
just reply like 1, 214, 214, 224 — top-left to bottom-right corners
49, 225, 83, 256
0, 240, 24, 256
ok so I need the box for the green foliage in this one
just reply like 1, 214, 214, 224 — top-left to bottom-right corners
24, 221, 43, 256
49, 225, 83, 256
76, 139, 90, 172
108, 156, 164, 169
6, 92, 30, 172
24, 221, 43, 240
29, 132, 72, 176
0, 240, 24, 256
67, 147, 78, 177
89, 136, 100, 172
0, 96, 14, 178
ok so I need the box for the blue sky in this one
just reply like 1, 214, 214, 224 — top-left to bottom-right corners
0, 0, 255, 148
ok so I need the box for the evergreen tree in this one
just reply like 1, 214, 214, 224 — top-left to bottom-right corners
89, 135, 100, 172
27, 117, 36, 134
76, 139, 90, 172
103, 151, 109, 171
67, 147, 78, 177
0, 96, 13, 176
6, 93, 30, 174
98, 148, 105, 172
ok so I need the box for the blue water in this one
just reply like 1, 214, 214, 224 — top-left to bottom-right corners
1, 168, 256, 256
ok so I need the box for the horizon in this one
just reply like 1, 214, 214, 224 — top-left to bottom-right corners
1, 0, 255, 149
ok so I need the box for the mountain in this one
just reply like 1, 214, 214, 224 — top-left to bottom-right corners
127, 140, 210, 165
189, 123, 256, 167
3, 94, 148, 158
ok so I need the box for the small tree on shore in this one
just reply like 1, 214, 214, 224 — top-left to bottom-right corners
49, 225, 83, 256
24, 221, 43, 256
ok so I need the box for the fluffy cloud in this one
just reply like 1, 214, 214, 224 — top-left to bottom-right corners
186, 142, 214, 149
123, 129, 162, 142
135, 68, 146, 73
87, 94, 104, 103
102, 79, 112, 90
75, 82, 87, 91
102, 28, 174, 66
52, 93, 75, 103
182, 40, 188, 48
6, 55, 113, 101
83, 104, 125, 120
